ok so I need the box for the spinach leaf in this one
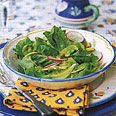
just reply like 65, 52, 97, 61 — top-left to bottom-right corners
49, 64, 76, 79
20, 56, 34, 69
25, 67, 36, 77
72, 50, 98, 64
75, 42, 85, 52
15, 37, 33, 59
36, 64, 76, 79
33, 37, 58, 56
59, 58, 76, 69
31, 54, 54, 67
22, 44, 33, 56
59, 45, 78, 57
71, 63, 90, 78
43, 26, 70, 51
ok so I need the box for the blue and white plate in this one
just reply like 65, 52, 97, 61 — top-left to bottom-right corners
90, 65, 116, 107
0, 30, 115, 115
0, 62, 115, 107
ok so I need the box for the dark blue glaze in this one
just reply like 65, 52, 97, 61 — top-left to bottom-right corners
0, 42, 7, 49
56, 0, 93, 19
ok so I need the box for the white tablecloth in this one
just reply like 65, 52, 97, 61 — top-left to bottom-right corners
0, 0, 115, 45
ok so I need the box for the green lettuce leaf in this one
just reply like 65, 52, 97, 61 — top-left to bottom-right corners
43, 26, 70, 51
33, 37, 58, 56
15, 37, 33, 59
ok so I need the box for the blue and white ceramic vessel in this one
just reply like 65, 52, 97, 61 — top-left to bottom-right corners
55, 0, 99, 28
3, 29, 115, 90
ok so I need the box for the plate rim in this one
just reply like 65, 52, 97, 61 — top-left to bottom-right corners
90, 92, 116, 107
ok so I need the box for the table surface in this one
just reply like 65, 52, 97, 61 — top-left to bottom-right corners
0, 0, 116, 116
0, 0, 116, 44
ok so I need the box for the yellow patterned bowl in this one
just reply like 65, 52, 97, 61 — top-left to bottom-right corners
3, 29, 115, 90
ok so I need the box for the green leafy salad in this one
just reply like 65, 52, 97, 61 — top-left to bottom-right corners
13, 26, 103, 79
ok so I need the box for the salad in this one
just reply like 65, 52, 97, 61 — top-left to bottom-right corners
13, 26, 103, 79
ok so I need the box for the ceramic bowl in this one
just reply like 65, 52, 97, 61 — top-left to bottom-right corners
3, 29, 115, 90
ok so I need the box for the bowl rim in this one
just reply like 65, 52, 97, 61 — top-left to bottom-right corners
2, 29, 115, 82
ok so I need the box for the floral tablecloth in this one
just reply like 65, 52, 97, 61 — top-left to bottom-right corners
0, 0, 116, 46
